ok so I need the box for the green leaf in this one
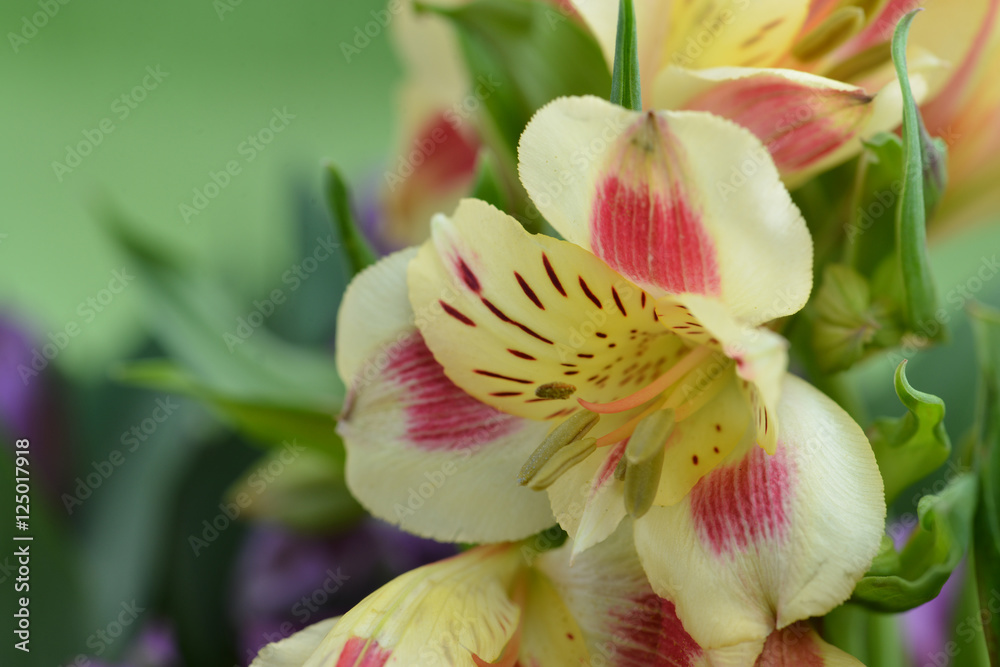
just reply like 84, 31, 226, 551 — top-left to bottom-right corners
419, 0, 611, 157
226, 446, 363, 532
101, 209, 345, 413
610, 0, 640, 111
324, 161, 376, 278
115, 360, 339, 450
845, 133, 904, 276
891, 11, 942, 333
470, 148, 511, 212
852, 473, 977, 613
868, 360, 951, 505
970, 301, 1000, 662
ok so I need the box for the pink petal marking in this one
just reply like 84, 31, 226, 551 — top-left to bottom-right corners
412, 113, 480, 193
389, 333, 521, 451
592, 176, 720, 296
590, 114, 720, 297
336, 636, 392, 667
753, 623, 824, 666
603, 594, 703, 667
593, 441, 626, 492
685, 77, 872, 172
689, 445, 792, 555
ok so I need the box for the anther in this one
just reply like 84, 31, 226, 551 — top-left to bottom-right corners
517, 411, 600, 486
792, 7, 865, 62
526, 437, 597, 490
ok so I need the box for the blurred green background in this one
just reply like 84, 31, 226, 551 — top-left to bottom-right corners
0, 0, 397, 377
0, 1, 400, 665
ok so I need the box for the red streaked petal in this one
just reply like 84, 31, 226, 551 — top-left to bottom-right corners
682, 74, 873, 172
388, 333, 522, 452
689, 445, 793, 555
590, 113, 721, 297
336, 636, 392, 667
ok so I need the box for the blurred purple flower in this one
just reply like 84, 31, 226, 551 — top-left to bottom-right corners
890, 519, 966, 665
82, 620, 182, 667
0, 312, 67, 503
231, 518, 455, 664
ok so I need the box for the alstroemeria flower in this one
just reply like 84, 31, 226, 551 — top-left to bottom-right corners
376, 0, 481, 250
250, 524, 868, 666
569, 0, 996, 182
922, 5, 1000, 231
335, 96, 885, 634
248, 524, 666, 666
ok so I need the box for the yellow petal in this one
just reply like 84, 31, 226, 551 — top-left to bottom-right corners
337, 246, 554, 543
408, 198, 683, 422
304, 546, 523, 667
250, 617, 339, 667
660, 0, 810, 69
634, 375, 885, 651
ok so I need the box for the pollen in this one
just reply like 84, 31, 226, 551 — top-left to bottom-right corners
535, 382, 577, 400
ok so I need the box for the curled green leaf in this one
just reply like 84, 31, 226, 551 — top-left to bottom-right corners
869, 360, 951, 505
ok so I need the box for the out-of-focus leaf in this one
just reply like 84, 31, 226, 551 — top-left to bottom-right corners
891, 11, 943, 334
115, 360, 338, 451
852, 473, 976, 613
101, 209, 345, 413
470, 148, 511, 212
970, 301, 1000, 662
868, 360, 951, 504
226, 446, 363, 532
164, 436, 259, 667
846, 133, 904, 276
812, 263, 900, 372
324, 162, 376, 278
610, 0, 640, 111
418, 0, 611, 156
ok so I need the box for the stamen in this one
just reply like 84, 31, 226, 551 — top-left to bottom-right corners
594, 398, 666, 447
613, 455, 627, 481
517, 411, 600, 485
662, 359, 734, 420
525, 437, 597, 490
791, 7, 865, 62
625, 410, 676, 465
618, 410, 674, 518
579, 345, 714, 414
624, 442, 665, 519
824, 41, 892, 82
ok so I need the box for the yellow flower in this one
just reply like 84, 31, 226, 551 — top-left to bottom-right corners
334, 95, 886, 654
570, 0, 996, 183
250, 524, 867, 665
376, 0, 481, 250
